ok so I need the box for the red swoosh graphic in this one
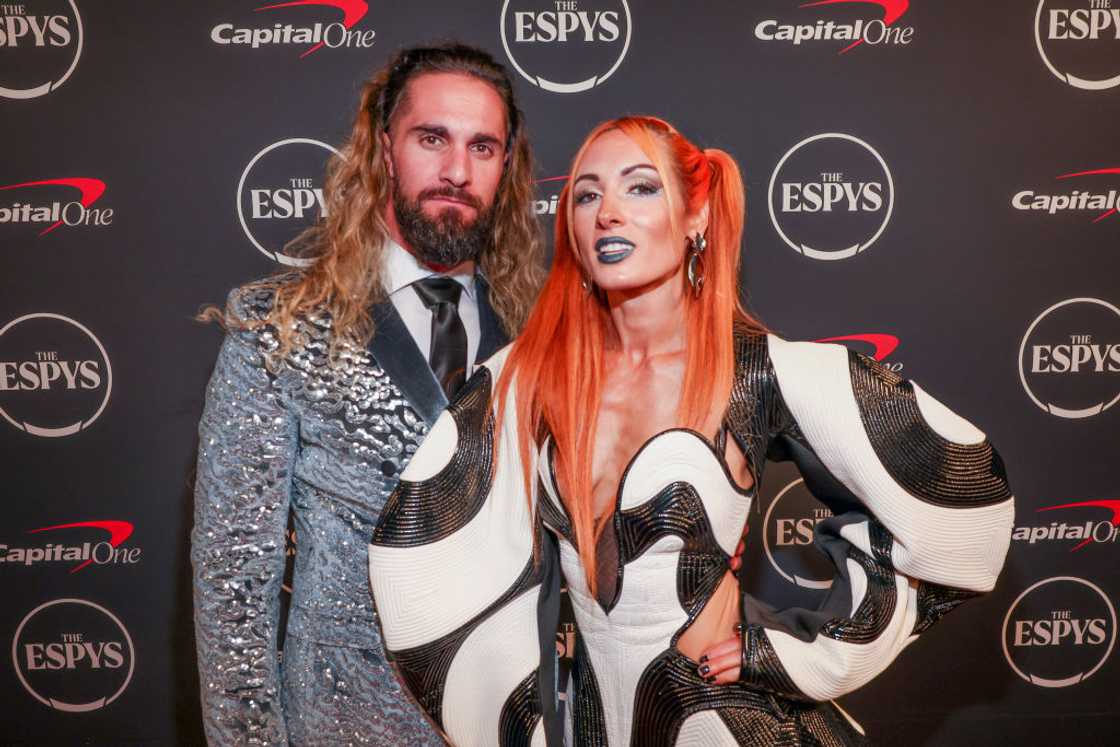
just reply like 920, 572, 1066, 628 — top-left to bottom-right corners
1056, 167, 1120, 179
255, 0, 368, 58
0, 178, 106, 236
801, 0, 909, 53
815, 333, 899, 361
534, 175, 569, 184
1037, 500, 1120, 552
29, 520, 134, 572
1055, 167, 1120, 223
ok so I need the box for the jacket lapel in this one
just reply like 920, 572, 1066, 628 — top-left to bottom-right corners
368, 276, 509, 428
475, 276, 509, 363
368, 300, 448, 428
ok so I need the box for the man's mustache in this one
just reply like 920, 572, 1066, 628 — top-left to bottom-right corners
417, 186, 483, 212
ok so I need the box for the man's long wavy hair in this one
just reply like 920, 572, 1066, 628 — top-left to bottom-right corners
214, 44, 543, 358
495, 116, 767, 595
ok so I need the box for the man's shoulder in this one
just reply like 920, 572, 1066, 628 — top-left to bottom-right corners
223, 271, 308, 326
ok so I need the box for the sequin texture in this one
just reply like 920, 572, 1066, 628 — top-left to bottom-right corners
192, 284, 441, 745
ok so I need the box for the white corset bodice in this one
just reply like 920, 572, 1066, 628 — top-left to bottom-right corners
539, 429, 754, 747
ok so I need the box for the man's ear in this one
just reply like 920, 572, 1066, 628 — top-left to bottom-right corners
380, 130, 395, 179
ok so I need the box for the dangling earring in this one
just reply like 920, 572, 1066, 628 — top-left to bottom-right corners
686, 231, 707, 297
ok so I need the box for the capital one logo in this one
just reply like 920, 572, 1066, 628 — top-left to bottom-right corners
1036, 0, 1120, 90
755, 0, 914, 54
1018, 298, 1120, 418
1013, 499, 1120, 551
0, 0, 82, 99
500, 0, 631, 93
237, 138, 337, 266
0, 313, 111, 437
816, 333, 902, 370
1002, 576, 1116, 687
1012, 167, 1119, 224
0, 178, 111, 236
1, 520, 140, 572
13, 598, 135, 711
211, 1, 374, 58
768, 133, 894, 260
533, 175, 567, 216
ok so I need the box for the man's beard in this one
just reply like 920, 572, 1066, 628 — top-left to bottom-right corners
392, 183, 495, 268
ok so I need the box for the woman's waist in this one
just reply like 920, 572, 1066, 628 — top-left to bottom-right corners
565, 585, 688, 649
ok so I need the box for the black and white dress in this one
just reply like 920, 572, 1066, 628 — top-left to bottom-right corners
368, 333, 1015, 746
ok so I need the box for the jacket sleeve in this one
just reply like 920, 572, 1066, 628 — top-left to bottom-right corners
738, 336, 1015, 702
191, 289, 297, 745
368, 356, 561, 747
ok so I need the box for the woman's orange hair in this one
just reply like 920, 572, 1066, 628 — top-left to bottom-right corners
495, 116, 766, 594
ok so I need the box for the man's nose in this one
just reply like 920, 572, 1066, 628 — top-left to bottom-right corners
440, 145, 471, 188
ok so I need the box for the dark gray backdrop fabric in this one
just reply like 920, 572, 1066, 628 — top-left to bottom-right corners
2, 1, 1118, 744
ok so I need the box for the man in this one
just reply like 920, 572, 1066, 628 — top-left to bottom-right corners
191, 44, 557, 745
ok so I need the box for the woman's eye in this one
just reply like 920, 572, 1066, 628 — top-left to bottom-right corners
630, 180, 661, 196
575, 191, 600, 205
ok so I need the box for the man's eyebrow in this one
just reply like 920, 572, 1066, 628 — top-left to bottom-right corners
471, 133, 504, 149
408, 124, 505, 149
409, 124, 450, 139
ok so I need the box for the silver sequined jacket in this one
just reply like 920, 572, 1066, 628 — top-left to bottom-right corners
191, 281, 508, 745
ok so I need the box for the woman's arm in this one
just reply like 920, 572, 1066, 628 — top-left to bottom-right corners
712, 337, 1014, 700
191, 289, 297, 745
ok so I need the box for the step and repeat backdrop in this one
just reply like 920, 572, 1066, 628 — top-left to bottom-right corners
2, 1, 1118, 744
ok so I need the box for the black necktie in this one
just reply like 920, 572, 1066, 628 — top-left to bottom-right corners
413, 276, 468, 399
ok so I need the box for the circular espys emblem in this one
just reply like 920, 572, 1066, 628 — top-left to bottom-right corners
768, 133, 894, 261
500, 0, 631, 93
0, 313, 111, 437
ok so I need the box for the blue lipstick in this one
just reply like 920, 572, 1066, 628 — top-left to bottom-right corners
595, 236, 635, 264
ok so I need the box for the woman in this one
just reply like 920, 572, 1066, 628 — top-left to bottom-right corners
368, 117, 1015, 746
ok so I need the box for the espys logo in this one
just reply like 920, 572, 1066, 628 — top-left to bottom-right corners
1018, 298, 1120, 418
1035, 0, 1120, 90
237, 138, 338, 266
1014, 499, 1120, 551
1002, 576, 1116, 687
211, 0, 374, 58
13, 598, 135, 711
1, 521, 140, 572
763, 478, 835, 589
768, 133, 894, 260
755, 0, 914, 54
0, 178, 111, 236
500, 0, 631, 93
0, 313, 111, 437
1012, 167, 1119, 224
0, 0, 82, 100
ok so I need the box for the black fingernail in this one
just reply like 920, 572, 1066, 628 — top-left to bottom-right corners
705, 675, 716, 684
699, 655, 709, 664
699, 664, 710, 675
